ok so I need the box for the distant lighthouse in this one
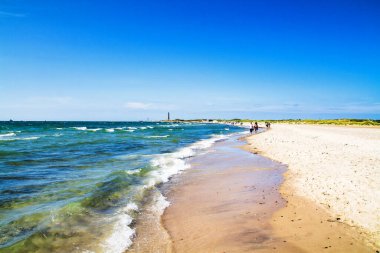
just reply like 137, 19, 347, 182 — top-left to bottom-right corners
167, 112, 170, 121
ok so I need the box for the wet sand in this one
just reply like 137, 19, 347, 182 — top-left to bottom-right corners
161, 137, 303, 252
127, 188, 172, 253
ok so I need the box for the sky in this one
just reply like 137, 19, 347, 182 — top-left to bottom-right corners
0, 0, 379, 120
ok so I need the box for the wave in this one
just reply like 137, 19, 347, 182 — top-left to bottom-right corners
148, 134, 227, 185
106, 128, 115, 133
72, 127, 87, 131
102, 202, 139, 253
140, 127, 147, 130
125, 169, 142, 174
116, 154, 154, 160
0, 132, 16, 138
146, 135, 169, 138
127, 127, 137, 130
102, 134, 228, 253
87, 128, 102, 132
21, 137, 40, 140
161, 124, 179, 128
102, 209, 135, 253
0, 136, 40, 141
124, 130, 135, 132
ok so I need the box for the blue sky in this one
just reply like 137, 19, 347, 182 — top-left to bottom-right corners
1, 0, 379, 120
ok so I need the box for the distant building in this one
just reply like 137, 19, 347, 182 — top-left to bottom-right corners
168, 112, 170, 121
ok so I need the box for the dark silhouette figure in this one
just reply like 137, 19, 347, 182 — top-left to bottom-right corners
254, 122, 259, 133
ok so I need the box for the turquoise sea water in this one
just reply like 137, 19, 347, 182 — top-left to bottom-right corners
0, 121, 242, 253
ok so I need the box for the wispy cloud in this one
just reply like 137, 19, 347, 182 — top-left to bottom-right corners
0, 11, 26, 18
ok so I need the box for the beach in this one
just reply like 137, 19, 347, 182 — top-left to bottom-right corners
161, 137, 290, 252
246, 124, 380, 250
126, 123, 379, 252
2, 122, 379, 252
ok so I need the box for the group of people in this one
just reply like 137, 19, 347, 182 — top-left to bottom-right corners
249, 122, 259, 134
249, 121, 271, 134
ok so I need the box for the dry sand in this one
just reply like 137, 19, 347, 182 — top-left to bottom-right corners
246, 124, 380, 250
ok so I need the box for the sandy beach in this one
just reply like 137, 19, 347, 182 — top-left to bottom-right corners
162, 137, 291, 252
126, 126, 378, 252
246, 123, 380, 250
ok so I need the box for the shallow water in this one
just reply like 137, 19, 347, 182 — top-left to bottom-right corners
0, 121, 242, 253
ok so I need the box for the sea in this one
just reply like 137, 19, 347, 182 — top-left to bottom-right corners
0, 121, 243, 253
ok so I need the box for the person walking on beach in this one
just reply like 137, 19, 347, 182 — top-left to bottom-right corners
249, 123, 254, 134
254, 122, 259, 133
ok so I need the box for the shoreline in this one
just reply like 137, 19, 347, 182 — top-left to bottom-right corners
246, 124, 379, 251
161, 135, 291, 252
126, 124, 378, 252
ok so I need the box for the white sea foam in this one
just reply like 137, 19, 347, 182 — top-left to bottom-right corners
0, 136, 40, 141
106, 128, 115, 133
104, 133, 230, 253
146, 135, 169, 138
56, 128, 63, 130
115, 127, 125, 130
124, 202, 139, 212
151, 192, 170, 215
161, 124, 179, 128
20, 136, 40, 140
0, 132, 16, 138
128, 127, 137, 130
124, 130, 135, 132
72, 127, 87, 131
225, 128, 230, 130
147, 126, 154, 129
125, 168, 141, 174
102, 201, 140, 253
87, 128, 102, 132
102, 212, 135, 253
148, 134, 227, 185
140, 127, 147, 130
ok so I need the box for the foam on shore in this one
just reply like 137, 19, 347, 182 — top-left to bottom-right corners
102, 134, 231, 253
